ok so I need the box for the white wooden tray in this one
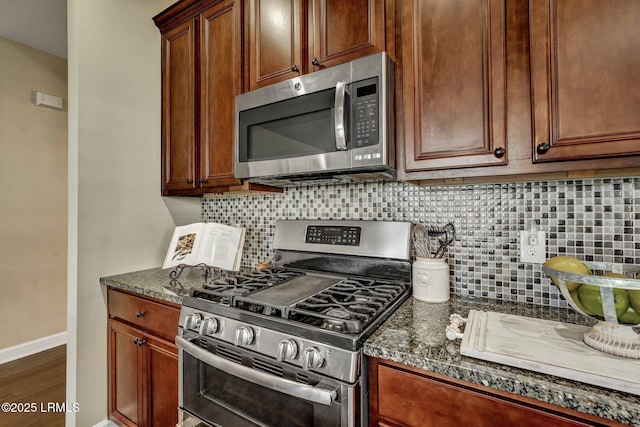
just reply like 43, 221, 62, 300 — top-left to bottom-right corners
460, 310, 640, 395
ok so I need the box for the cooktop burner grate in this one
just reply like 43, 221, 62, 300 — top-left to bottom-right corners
287, 279, 409, 333
192, 268, 304, 306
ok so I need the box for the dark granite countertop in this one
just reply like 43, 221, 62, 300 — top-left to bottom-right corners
100, 269, 640, 425
364, 296, 640, 426
99, 266, 209, 304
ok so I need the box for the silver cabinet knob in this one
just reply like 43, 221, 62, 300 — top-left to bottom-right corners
199, 317, 219, 336
303, 347, 324, 370
185, 313, 202, 330
276, 339, 298, 361
234, 326, 255, 346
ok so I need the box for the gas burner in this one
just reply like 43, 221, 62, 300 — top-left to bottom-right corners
321, 319, 348, 333
325, 308, 351, 319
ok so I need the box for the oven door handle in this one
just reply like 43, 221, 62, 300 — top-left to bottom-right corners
334, 81, 348, 151
176, 336, 339, 406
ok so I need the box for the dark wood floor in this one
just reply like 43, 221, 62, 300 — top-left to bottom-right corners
0, 345, 66, 426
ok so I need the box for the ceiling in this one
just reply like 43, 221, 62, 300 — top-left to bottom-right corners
0, 0, 67, 58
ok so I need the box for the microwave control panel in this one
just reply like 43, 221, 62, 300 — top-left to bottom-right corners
352, 77, 379, 149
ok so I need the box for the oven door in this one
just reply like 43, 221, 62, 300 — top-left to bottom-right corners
176, 335, 358, 427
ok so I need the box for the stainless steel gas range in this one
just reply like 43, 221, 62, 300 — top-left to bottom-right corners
176, 220, 412, 427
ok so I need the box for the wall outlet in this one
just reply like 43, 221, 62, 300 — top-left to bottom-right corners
520, 230, 546, 263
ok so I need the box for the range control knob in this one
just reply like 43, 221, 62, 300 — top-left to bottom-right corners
184, 313, 202, 330
200, 317, 219, 336
276, 339, 298, 361
234, 326, 255, 346
303, 347, 325, 370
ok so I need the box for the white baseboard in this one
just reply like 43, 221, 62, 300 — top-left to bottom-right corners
92, 420, 118, 427
0, 331, 67, 365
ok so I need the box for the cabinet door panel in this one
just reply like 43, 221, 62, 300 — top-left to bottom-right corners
312, 0, 385, 69
145, 335, 178, 427
530, 0, 640, 162
248, 0, 303, 89
161, 20, 197, 194
402, 0, 507, 172
200, 0, 243, 189
109, 320, 142, 426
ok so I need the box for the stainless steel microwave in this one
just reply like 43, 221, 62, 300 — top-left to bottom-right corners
234, 52, 395, 187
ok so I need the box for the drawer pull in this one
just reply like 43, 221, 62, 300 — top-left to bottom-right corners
135, 311, 145, 318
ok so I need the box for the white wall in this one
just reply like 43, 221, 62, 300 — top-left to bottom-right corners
67, 0, 178, 424
0, 37, 67, 351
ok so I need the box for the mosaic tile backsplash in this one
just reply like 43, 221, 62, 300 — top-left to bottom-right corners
202, 177, 640, 309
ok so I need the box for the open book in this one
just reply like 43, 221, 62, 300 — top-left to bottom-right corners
162, 222, 246, 271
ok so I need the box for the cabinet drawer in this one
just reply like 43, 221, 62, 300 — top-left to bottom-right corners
376, 364, 598, 427
108, 288, 180, 340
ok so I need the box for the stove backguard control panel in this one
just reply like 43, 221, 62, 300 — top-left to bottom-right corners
305, 225, 361, 246
273, 220, 412, 260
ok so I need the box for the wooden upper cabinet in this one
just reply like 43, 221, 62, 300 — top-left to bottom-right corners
311, 0, 386, 69
530, 0, 640, 163
401, 0, 508, 173
246, 0, 387, 90
157, 0, 245, 196
199, 1, 244, 189
247, 0, 303, 89
161, 19, 197, 193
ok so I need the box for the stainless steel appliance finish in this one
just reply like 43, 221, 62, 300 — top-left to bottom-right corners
234, 53, 395, 187
177, 220, 412, 427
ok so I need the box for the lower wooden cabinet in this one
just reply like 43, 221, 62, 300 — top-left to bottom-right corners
368, 358, 624, 427
108, 289, 180, 427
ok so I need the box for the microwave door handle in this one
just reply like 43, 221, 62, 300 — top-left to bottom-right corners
334, 81, 348, 151
176, 335, 338, 406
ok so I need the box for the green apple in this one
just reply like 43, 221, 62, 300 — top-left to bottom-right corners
577, 284, 629, 318
630, 290, 640, 312
569, 289, 594, 316
618, 305, 640, 325
603, 272, 628, 279
544, 256, 592, 291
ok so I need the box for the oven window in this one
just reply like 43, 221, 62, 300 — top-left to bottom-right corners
238, 87, 348, 162
182, 350, 342, 427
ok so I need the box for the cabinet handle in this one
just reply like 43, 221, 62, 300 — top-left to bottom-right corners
493, 147, 506, 158
312, 58, 320, 66
536, 142, 551, 154
133, 338, 146, 347
186, 179, 193, 184
135, 311, 144, 318
291, 65, 299, 73
198, 179, 207, 184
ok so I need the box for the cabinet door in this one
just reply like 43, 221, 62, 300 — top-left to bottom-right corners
247, 0, 304, 89
161, 19, 197, 194
144, 334, 178, 427
199, 0, 243, 189
310, 0, 386, 70
109, 320, 143, 427
530, 0, 640, 162
401, 0, 508, 172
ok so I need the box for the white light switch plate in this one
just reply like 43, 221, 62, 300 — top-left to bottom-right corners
520, 230, 546, 263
